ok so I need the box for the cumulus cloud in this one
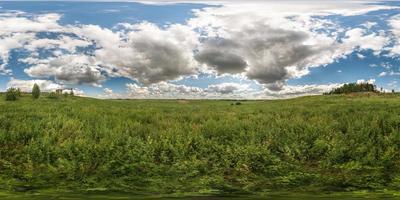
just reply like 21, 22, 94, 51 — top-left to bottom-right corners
0, 13, 63, 73
261, 83, 342, 98
7, 78, 63, 92
0, 1, 399, 98
195, 38, 247, 74
190, 6, 344, 89
122, 81, 252, 99
341, 28, 389, 55
389, 14, 400, 56
206, 82, 249, 94
90, 23, 199, 84
356, 79, 376, 84
126, 82, 203, 98
189, 2, 394, 90
23, 54, 106, 86
24, 35, 91, 53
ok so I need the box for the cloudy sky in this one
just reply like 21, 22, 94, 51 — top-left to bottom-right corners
0, 0, 399, 99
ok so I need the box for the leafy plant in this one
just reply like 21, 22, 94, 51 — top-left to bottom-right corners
5, 87, 18, 101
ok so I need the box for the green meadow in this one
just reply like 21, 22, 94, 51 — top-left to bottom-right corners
0, 94, 400, 198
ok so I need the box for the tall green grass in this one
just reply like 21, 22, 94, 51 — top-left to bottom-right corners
0, 94, 399, 194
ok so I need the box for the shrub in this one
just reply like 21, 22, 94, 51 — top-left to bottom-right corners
5, 88, 18, 101
16, 88, 21, 97
32, 83, 40, 99
47, 92, 58, 99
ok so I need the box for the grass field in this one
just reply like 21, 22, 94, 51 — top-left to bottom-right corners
0, 94, 400, 196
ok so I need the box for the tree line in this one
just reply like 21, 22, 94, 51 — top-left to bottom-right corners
325, 82, 384, 95
5, 84, 74, 101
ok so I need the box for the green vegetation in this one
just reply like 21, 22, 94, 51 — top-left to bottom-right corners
0, 94, 400, 196
32, 84, 40, 99
47, 92, 58, 99
4, 88, 19, 101
325, 82, 378, 94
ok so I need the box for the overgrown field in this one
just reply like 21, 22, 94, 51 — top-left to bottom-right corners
0, 94, 400, 195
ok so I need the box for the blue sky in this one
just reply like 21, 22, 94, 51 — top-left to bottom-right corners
0, 0, 399, 98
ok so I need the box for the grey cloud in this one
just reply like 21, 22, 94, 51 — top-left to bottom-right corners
195, 38, 247, 74
130, 39, 195, 84
196, 23, 332, 86
94, 23, 198, 85
24, 55, 106, 86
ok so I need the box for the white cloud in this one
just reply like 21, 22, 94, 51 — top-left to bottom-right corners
23, 54, 106, 86
341, 28, 389, 55
356, 53, 366, 59
356, 78, 376, 84
389, 14, 400, 56
123, 81, 252, 99
0, 1, 399, 98
24, 35, 91, 53
261, 83, 342, 98
0, 13, 63, 73
7, 78, 63, 92
189, 3, 392, 90
362, 21, 378, 29
78, 22, 200, 85
206, 82, 250, 94
378, 71, 387, 77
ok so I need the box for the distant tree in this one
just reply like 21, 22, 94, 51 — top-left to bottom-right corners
47, 92, 58, 99
69, 90, 74, 97
5, 88, 18, 101
32, 83, 40, 99
392, 89, 395, 94
326, 82, 378, 95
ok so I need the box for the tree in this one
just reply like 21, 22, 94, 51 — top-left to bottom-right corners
69, 90, 74, 97
16, 88, 21, 97
5, 88, 18, 101
326, 82, 378, 95
32, 83, 40, 99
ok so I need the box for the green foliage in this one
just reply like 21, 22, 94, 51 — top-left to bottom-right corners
16, 88, 21, 97
0, 95, 400, 194
326, 82, 378, 95
47, 92, 58, 99
5, 87, 18, 101
32, 83, 40, 99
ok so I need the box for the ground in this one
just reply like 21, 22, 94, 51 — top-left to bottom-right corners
0, 94, 399, 197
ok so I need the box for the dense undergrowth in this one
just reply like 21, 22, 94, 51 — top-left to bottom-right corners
0, 94, 400, 194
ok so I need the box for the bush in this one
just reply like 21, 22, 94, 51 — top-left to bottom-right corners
5, 88, 18, 101
47, 92, 58, 99
16, 88, 21, 97
32, 83, 40, 99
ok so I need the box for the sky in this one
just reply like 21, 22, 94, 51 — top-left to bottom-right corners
0, 0, 399, 99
